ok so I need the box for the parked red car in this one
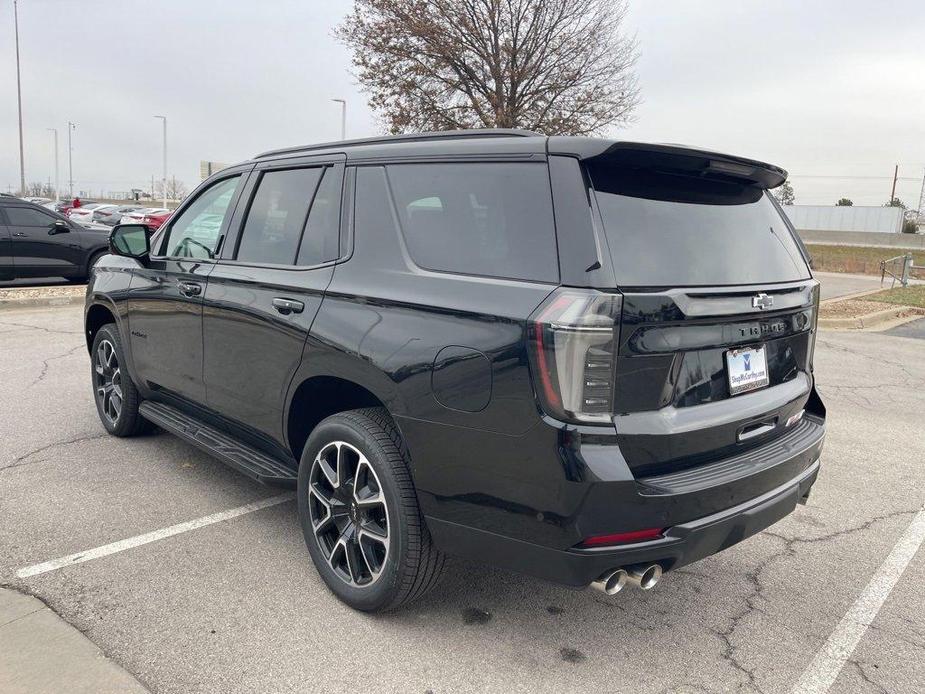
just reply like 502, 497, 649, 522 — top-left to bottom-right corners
140, 210, 172, 229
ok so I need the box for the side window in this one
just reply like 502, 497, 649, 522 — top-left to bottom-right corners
236, 168, 322, 265
161, 176, 240, 259
296, 167, 342, 266
5, 206, 56, 227
386, 163, 559, 282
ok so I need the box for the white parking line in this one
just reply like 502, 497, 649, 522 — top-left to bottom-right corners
791, 504, 925, 694
17, 492, 295, 579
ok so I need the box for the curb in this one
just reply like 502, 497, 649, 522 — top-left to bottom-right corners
0, 587, 150, 693
0, 295, 85, 311
819, 287, 890, 305
819, 305, 925, 330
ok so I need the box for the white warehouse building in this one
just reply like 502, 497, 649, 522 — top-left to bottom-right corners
783, 205, 904, 233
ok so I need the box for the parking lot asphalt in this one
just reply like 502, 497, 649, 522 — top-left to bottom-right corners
815, 271, 886, 301
1, 304, 923, 694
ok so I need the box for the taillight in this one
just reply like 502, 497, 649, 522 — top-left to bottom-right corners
808, 283, 820, 372
527, 288, 622, 424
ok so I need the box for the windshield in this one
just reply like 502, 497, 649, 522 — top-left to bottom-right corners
589, 166, 810, 287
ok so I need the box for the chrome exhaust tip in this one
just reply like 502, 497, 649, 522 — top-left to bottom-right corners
591, 568, 628, 596
625, 563, 662, 590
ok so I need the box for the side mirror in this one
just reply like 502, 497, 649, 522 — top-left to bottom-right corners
49, 220, 70, 235
109, 224, 151, 263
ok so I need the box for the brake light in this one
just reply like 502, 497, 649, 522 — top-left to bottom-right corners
578, 528, 664, 548
527, 288, 622, 424
808, 284, 820, 372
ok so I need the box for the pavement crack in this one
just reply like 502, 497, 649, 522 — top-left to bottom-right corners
30, 343, 85, 388
709, 509, 917, 693
0, 319, 82, 336
817, 338, 925, 388
848, 659, 889, 694
0, 432, 109, 472
763, 508, 917, 547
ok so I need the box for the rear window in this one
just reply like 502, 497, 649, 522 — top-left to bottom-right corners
386, 162, 558, 282
589, 166, 810, 287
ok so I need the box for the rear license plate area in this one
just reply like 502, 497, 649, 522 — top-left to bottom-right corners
726, 345, 769, 395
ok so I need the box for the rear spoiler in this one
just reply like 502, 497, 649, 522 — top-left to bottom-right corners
547, 138, 787, 190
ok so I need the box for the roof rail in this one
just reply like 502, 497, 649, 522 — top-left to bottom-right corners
254, 128, 543, 159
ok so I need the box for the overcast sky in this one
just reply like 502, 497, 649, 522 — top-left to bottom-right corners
1, 0, 923, 206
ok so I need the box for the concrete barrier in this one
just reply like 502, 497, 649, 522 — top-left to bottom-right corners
797, 229, 925, 249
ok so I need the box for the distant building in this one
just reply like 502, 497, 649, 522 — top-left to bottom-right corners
200, 161, 229, 180
783, 205, 904, 233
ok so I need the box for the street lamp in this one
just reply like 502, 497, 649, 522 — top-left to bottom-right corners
14, 0, 25, 195
67, 122, 76, 198
154, 115, 167, 208
332, 99, 346, 140
47, 128, 59, 202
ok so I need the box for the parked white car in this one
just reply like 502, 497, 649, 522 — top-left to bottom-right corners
69, 203, 117, 224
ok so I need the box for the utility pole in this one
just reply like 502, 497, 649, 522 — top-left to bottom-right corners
890, 164, 898, 204
14, 0, 26, 195
917, 169, 925, 224
47, 128, 59, 202
332, 99, 346, 140
67, 122, 76, 198
154, 116, 167, 208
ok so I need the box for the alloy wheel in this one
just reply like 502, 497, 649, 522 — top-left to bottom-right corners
307, 441, 390, 587
94, 339, 123, 425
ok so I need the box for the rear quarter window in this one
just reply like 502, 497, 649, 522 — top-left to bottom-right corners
385, 162, 559, 282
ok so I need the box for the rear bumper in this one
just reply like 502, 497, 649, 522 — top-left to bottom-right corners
426, 458, 820, 587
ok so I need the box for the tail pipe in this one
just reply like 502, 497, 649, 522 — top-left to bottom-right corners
625, 563, 663, 590
591, 568, 628, 595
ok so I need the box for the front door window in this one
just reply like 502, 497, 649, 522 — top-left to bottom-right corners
161, 176, 240, 259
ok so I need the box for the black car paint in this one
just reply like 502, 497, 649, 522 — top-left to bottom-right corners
86, 132, 825, 589
0, 199, 109, 280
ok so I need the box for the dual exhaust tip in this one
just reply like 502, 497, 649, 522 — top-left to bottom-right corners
591, 564, 663, 595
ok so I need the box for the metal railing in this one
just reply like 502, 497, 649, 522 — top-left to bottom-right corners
881, 253, 924, 287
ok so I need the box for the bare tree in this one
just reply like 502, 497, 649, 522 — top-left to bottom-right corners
26, 181, 54, 197
155, 178, 188, 201
337, 0, 640, 135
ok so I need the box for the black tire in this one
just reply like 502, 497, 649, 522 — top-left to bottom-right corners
90, 324, 151, 437
66, 250, 105, 283
297, 407, 446, 612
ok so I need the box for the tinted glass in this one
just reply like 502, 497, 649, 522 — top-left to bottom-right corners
163, 176, 240, 259
296, 167, 342, 266
590, 167, 810, 286
112, 225, 149, 257
5, 206, 56, 226
386, 163, 558, 282
237, 168, 322, 265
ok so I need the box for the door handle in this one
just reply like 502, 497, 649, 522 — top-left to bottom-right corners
13, 232, 27, 237
272, 298, 304, 315
737, 420, 776, 442
178, 281, 202, 297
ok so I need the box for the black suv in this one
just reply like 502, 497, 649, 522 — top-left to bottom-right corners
86, 130, 825, 612
1, 198, 110, 282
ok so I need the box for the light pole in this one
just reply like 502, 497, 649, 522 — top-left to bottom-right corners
154, 115, 167, 208
67, 122, 76, 198
14, 0, 26, 195
47, 128, 59, 202
332, 99, 346, 140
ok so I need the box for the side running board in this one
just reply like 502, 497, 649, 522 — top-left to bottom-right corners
139, 401, 297, 488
